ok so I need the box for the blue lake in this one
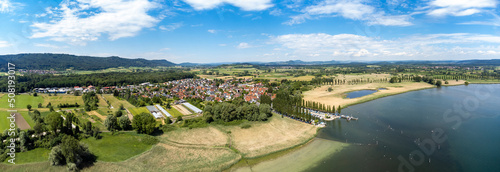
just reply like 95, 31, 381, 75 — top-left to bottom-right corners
345, 90, 377, 98
308, 84, 500, 172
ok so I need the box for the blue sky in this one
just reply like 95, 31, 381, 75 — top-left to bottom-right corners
0, 0, 500, 63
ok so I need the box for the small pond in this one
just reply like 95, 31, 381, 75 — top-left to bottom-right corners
345, 90, 377, 98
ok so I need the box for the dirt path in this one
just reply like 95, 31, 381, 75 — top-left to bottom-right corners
125, 108, 133, 120
14, 113, 31, 130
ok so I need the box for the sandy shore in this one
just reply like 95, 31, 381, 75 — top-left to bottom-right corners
303, 80, 467, 108
231, 138, 348, 172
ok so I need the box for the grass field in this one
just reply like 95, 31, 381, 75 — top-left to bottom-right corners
6, 148, 50, 164
41, 94, 84, 107
97, 95, 110, 108
0, 111, 12, 132
81, 132, 153, 162
128, 107, 150, 116
0, 162, 66, 172
83, 143, 240, 172
166, 108, 183, 117
96, 108, 114, 117
20, 112, 35, 129
102, 94, 135, 110
159, 127, 228, 147
220, 115, 318, 158
0, 94, 44, 109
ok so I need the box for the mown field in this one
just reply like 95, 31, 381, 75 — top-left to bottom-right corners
128, 107, 150, 116
219, 115, 318, 158
102, 94, 135, 110
0, 94, 44, 109
166, 108, 183, 117
20, 112, 35, 129
81, 132, 153, 162
0, 114, 319, 171
0, 111, 11, 132
41, 94, 84, 107
4, 148, 50, 164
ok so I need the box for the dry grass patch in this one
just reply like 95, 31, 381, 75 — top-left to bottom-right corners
42, 94, 84, 106
160, 127, 228, 147
224, 116, 317, 158
97, 95, 110, 107
303, 82, 435, 107
335, 73, 391, 80
173, 104, 191, 115
102, 94, 135, 109
88, 111, 106, 121
442, 79, 466, 86
83, 143, 240, 172
0, 162, 66, 172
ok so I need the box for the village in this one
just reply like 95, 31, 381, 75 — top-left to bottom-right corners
32, 78, 275, 106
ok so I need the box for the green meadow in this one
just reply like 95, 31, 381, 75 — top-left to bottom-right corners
81, 132, 153, 162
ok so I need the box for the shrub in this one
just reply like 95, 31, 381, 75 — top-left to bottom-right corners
141, 135, 159, 145
240, 124, 251, 129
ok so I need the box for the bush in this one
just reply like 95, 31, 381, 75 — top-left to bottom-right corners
164, 117, 172, 125
141, 135, 159, 145
161, 124, 177, 133
132, 113, 157, 135
49, 145, 65, 166
67, 163, 78, 171
240, 124, 251, 129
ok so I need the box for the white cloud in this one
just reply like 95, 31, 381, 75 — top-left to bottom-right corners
208, 29, 217, 33
182, 0, 273, 11
458, 12, 500, 26
34, 43, 61, 49
30, 0, 160, 45
285, 0, 412, 26
159, 22, 183, 31
426, 0, 497, 17
271, 33, 500, 60
0, 0, 13, 13
269, 8, 283, 16
0, 40, 11, 47
237, 42, 251, 49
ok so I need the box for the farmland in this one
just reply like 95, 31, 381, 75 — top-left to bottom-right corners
41, 94, 84, 107
0, 111, 11, 132
5, 148, 50, 164
81, 132, 154, 162
128, 107, 150, 116
166, 107, 183, 117
0, 94, 44, 109
102, 94, 135, 110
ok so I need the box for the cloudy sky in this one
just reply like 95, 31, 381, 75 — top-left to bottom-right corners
0, 0, 499, 63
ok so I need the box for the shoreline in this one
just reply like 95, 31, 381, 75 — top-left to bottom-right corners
303, 80, 500, 110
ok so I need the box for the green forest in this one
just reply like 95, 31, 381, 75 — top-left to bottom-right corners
0, 53, 175, 71
0, 70, 195, 93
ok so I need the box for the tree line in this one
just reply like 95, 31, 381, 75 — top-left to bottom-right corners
0, 70, 195, 93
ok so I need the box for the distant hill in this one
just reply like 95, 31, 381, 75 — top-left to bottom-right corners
0, 53, 175, 71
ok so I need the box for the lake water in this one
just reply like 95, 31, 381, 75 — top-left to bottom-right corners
308, 84, 500, 172
345, 90, 377, 98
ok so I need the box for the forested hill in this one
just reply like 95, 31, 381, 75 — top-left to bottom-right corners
0, 53, 175, 71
